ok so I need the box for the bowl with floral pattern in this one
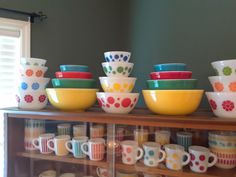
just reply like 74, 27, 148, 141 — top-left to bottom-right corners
20, 65, 48, 78
211, 59, 236, 76
18, 77, 50, 91
99, 77, 136, 93
206, 92, 236, 118
21, 57, 47, 66
209, 76, 236, 92
104, 51, 131, 62
16, 90, 48, 110
96, 92, 139, 114
102, 61, 134, 77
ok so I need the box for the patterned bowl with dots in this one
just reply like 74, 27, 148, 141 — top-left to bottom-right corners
20, 57, 47, 66
206, 92, 236, 119
96, 92, 139, 114
102, 61, 134, 77
20, 65, 48, 78
211, 59, 236, 76
104, 51, 131, 62
99, 77, 136, 93
18, 77, 50, 92
208, 76, 236, 92
16, 90, 48, 110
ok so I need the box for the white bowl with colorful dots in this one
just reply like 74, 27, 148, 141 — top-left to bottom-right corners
211, 59, 236, 76
20, 65, 48, 78
21, 57, 47, 66
104, 51, 131, 62
208, 76, 236, 92
99, 77, 136, 93
96, 92, 139, 114
18, 77, 50, 92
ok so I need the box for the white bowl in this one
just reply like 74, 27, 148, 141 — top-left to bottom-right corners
104, 51, 131, 62
211, 59, 236, 76
18, 77, 50, 92
205, 92, 236, 118
102, 61, 134, 77
20, 65, 48, 78
16, 90, 48, 110
209, 76, 236, 92
96, 92, 139, 114
99, 77, 136, 93
21, 57, 47, 66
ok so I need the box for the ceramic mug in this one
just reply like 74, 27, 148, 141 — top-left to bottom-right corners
57, 123, 71, 136
177, 132, 192, 151
81, 138, 105, 161
134, 129, 148, 146
38, 170, 56, 177
96, 167, 108, 177
116, 171, 138, 177
121, 140, 144, 165
164, 144, 191, 170
73, 124, 87, 137
155, 130, 171, 146
189, 146, 217, 173
143, 142, 166, 167
65, 136, 88, 158
32, 133, 55, 154
47, 135, 70, 156
90, 124, 104, 138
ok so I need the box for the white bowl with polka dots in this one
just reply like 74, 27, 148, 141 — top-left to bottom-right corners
104, 51, 131, 62
18, 77, 50, 92
20, 64, 48, 78
21, 57, 47, 66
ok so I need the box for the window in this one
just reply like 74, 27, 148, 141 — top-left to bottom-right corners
0, 17, 30, 177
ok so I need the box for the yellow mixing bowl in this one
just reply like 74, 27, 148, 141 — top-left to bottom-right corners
46, 88, 98, 111
142, 90, 204, 115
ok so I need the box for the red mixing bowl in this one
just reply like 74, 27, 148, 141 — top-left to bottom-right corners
55, 71, 93, 79
150, 71, 192, 80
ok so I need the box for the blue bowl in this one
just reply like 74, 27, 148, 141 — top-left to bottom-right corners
60, 65, 89, 72
154, 63, 187, 72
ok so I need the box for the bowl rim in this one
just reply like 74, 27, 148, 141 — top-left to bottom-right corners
208, 75, 236, 80
55, 71, 92, 75
104, 51, 131, 54
101, 61, 134, 65
46, 88, 99, 91
96, 92, 139, 96
20, 65, 48, 70
146, 79, 197, 82
21, 57, 47, 62
99, 76, 136, 80
52, 78, 95, 81
19, 77, 50, 81
150, 71, 192, 74
60, 65, 88, 68
154, 63, 186, 66
211, 59, 236, 65
143, 90, 204, 93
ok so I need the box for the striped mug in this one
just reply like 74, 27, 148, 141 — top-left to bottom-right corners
32, 133, 55, 154
65, 136, 88, 158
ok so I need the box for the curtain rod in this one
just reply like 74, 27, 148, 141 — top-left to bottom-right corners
0, 7, 47, 23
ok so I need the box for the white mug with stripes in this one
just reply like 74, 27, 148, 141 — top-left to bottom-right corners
81, 138, 105, 161
65, 136, 88, 158
32, 133, 55, 154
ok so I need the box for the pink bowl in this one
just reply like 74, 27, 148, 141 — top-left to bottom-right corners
150, 71, 192, 80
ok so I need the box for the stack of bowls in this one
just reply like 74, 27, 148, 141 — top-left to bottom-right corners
206, 59, 236, 118
96, 51, 139, 114
46, 65, 98, 111
143, 63, 204, 115
16, 57, 50, 110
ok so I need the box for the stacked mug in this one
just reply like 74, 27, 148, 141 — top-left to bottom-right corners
16, 57, 49, 110
97, 51, 139, 114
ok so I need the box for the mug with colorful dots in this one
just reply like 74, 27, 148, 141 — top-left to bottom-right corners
164, 144, 191, 171
121, 140, 144, 165
143, 142, 166, 167
188, 146, 217, 173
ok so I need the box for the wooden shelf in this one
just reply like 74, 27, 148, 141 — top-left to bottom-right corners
2, 107, 236, 131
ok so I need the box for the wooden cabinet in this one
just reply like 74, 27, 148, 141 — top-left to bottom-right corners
2, 107, 236, 177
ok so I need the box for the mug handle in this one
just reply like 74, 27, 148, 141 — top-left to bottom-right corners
136, 147, 144, 161
182, 152, 191, 166
47, 139, 55, 152
157, 149, 166, 163
32, 138, 40, 149
208, 153, 218, 167
81, 142, 89, 156
65, 141, 73, 153
96, 167, 102, 177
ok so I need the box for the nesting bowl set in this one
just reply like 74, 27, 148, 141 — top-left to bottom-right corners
143, 63, 204, 115
206, 59, 236, 119
16, 57, 49, 110
97, 51, 139, 114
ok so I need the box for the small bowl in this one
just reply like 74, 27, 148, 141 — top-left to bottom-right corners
55, 71, 93, 79
206, 92, 236, 118
20, 65, 48, 78
146, 79, 197, 90
208, 76, 236, 92
46, 88, 98, 111
104, 51, 131, 62
52, 78, 96, 88
102, 61, 134, 77
142, 90, 203, 115
99, 77, 136, 93
18, 77, 50, 91
211, 59, 236, 76
150, 71, 192, 80
153, 63, 186, 72
96, 92, 139, 114
60, 65, 89, 72
20, 57, 47, 66
16, 90, 48, 110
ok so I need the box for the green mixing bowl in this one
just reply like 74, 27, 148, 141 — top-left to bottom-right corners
146, 79, 197, 90
52, 78, 96, 88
